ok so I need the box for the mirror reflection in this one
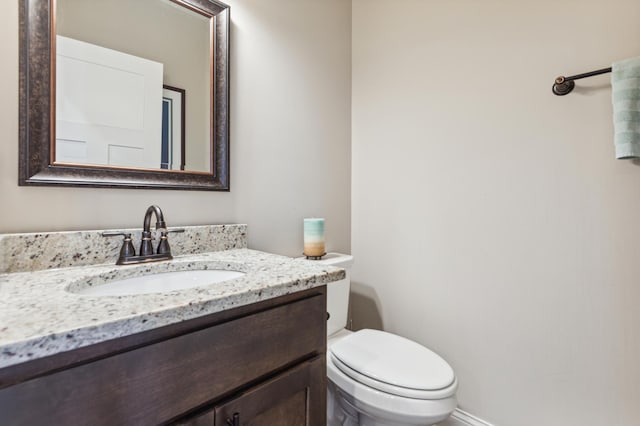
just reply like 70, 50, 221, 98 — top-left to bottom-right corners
55, 0, 212, 173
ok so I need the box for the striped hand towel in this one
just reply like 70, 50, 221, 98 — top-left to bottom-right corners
612, 56, 640, 159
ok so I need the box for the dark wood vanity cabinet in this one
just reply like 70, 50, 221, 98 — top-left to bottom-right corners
0, 287, 327, 425
179, 356, 325, 426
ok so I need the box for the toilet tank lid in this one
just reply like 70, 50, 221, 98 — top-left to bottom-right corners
330, 329, 455, 391
316, 253, 354, 268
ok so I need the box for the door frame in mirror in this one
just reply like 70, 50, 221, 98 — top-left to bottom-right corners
19, 0, 230, 191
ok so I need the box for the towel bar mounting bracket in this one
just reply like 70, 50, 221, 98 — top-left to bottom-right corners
552, 76, 575, 96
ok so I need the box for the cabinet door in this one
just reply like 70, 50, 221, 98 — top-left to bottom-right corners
214, 356, 326, 426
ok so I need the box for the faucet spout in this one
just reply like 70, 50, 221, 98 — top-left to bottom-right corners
143, 205, 167, 233
140, 205, 167, 256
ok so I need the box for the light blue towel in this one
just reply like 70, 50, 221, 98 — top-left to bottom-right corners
612, 56, 640, 159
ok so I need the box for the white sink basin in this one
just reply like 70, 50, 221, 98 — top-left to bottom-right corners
76, 269, 245, 296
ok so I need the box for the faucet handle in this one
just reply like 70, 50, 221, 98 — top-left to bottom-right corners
101, 231, 130, 238
156, 228, 185, 256
102, 231, 136, 262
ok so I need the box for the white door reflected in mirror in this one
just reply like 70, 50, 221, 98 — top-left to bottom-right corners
56, 36, 164, 169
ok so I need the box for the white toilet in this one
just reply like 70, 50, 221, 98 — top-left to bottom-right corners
317, 253, 458, 426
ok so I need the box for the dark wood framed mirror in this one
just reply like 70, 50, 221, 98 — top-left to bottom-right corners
19, 0, 229, 191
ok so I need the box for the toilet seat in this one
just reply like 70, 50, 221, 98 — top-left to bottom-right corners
329, 329, 457, 400
327, 352, 458, 425
330, 354, 457, 400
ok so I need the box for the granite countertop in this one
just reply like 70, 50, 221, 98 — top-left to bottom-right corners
0, 248, 344, 370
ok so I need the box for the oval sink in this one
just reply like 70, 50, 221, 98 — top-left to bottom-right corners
76, 269, 245, 296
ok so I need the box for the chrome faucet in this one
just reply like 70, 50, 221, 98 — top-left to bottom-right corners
102, 205, 184, 265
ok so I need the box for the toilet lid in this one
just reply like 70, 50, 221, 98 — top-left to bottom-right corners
329, 329, 455, 393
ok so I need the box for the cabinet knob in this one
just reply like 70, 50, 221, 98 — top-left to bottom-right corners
226, 413, 239, 426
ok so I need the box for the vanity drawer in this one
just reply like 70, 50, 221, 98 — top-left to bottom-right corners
0, 292, 326, 425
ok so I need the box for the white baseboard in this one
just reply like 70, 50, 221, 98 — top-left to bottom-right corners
439, 408, 494, 426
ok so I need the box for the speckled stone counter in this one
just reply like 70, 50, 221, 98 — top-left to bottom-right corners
0, 241, 344, 370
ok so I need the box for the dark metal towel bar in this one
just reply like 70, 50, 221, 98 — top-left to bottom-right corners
552, 67, 612, 96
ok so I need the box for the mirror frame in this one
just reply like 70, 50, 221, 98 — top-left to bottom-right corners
19, 0, 230, 191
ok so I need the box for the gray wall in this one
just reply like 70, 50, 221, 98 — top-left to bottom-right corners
352, 0, 640, 425
0, 0, 352, 257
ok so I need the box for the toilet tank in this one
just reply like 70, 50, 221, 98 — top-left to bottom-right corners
316, 253, 354, 336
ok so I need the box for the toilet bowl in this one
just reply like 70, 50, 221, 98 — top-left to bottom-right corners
316, 253, 458, 426
327, 329, 457, 426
